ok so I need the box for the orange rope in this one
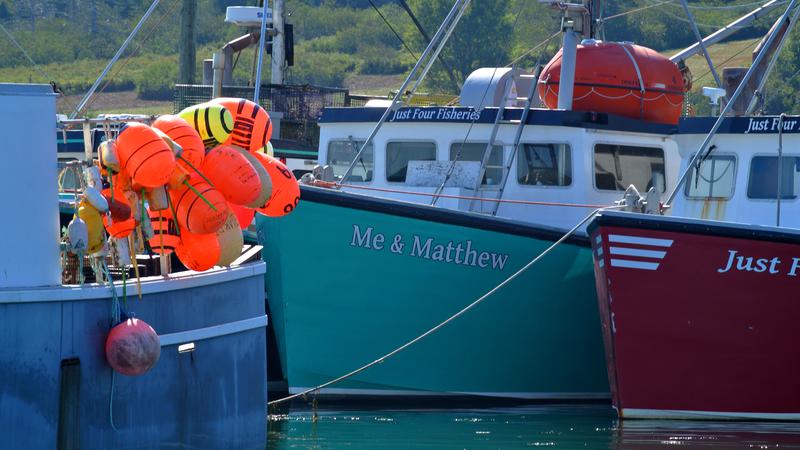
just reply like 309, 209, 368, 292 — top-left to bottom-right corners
312, 181, 612, 209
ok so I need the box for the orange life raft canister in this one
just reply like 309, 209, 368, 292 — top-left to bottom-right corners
538, 40, 685, 125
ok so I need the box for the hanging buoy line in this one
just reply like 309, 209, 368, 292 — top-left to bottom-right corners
267, 204, 621, 407
310, 181, 611, 209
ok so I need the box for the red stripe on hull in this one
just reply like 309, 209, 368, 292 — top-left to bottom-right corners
591, 225, 800, 417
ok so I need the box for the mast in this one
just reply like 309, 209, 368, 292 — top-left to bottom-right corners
544, 1, 593, 111
271, 0, 285, 85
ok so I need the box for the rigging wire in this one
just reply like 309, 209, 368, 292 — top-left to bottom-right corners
692, 38, 760, 84
604, 0, 673, 21
78, 0, 180, 115
0, 20, 79, 113
505, 30, 560, 68
0, 21, 51, 82
432, 0, 531, 204
367, 0, 418, 60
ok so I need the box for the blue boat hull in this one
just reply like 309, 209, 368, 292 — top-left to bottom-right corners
0, 264, 268, 449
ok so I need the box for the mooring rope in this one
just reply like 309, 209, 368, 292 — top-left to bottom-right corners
267, 204, 621, 406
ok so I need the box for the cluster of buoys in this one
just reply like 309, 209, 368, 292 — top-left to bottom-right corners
61, 98, 300, 377
66, 97, 300, 281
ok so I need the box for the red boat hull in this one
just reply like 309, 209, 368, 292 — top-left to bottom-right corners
589, 212, 800, 420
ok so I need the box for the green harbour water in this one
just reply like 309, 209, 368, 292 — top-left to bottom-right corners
267, 404, 800, 449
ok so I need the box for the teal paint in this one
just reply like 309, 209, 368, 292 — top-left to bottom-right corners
258, 189, 608, 398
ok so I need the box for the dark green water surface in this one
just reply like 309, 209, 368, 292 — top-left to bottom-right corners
267, 404, 800, 449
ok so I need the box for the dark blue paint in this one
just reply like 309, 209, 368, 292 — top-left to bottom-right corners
0, 271, 267, 449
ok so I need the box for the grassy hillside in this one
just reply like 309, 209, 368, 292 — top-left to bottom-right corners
1, 0, 798, 114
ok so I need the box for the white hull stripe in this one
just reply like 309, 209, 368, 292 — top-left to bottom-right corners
609, 246, 666, 259
609, 234, 673, 247
610, 259, 659, 270
623, 408, 800, 421
289, 387, 610, 400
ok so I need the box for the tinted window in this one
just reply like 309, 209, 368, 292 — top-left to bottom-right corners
685, 155, 736, 199
518, 143, 572, 186
327, 140, 374, 182
594, 144, 665, 193
747, 156, 800, 199
449, 142, 503, 185
386, 142, 436, 182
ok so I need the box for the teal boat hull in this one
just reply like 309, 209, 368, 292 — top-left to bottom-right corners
257, 186, 608, 399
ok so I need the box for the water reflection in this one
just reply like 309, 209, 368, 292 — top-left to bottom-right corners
267, 404, 800, 449
616, 420, 800, 449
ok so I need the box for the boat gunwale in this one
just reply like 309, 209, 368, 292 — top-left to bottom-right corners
299, 184, 591, 246
0, 262, 266, 304
589, 210, 800, 245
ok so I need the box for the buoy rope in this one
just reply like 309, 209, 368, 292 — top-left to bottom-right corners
166, 191, 182, 237
267, 204, 621, 407
323, 182, 611, 208
177, 154, 216, 188
182, 179, 218, 212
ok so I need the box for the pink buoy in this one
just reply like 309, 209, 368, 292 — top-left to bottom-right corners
105, 317, 161, 376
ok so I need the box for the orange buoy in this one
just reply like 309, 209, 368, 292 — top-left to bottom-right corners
148, 210, 181, 255
176, 230, 220, 271
216, 212, 244, 266
201, 145, 262, 206
153, 115, 205, 169
116, 122, 177, 188
233, 146, 272, 208
210, 97, 272, 153
538, 41, 685, 125
253, 152, 300, 217
229, 203, 256, 229
105, 317, 160, 376
170, 178, 229, 234
103, 215, 136, 239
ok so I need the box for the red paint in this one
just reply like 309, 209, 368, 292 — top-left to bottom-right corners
105, 318, 161, 376
591, 223, 800, 417
539, 42, 684, 125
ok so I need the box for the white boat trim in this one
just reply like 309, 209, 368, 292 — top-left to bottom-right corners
622, 408, 800, 421
289, 387, 610, 399
608, 234, 673, 247
0, 262, 266, 304
609, 247, 666, 259
609, 259, 659, 270
160, 314, 268, 347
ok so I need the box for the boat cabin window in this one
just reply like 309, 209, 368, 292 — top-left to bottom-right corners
387, 141, 436, 182
594, 144, 665, 193
684, 155, 736, 199
327, 140, 374, 182
747, 156, 800, 200
518, 143, 572, 186
449, 143, 503, 185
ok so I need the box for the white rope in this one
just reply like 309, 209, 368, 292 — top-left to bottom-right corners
544, 85, 684, 107
267, 205, 621, 406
